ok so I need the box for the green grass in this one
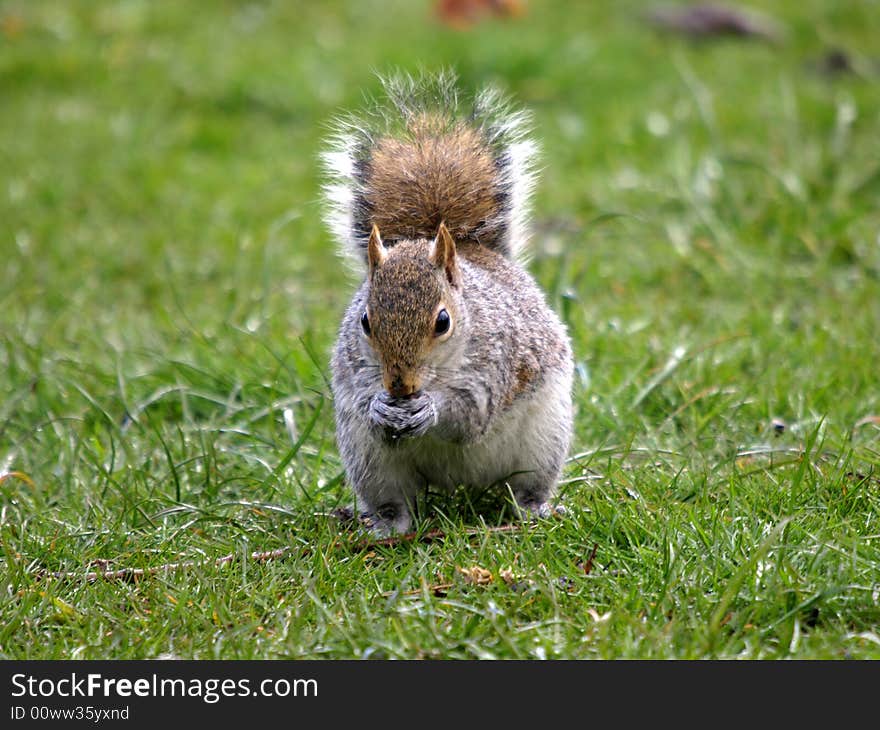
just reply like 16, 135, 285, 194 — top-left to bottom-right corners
2, 0, 879, 659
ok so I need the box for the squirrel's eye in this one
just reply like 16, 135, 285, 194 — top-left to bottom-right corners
434, 308, 451, 336
360, 311, 371, 336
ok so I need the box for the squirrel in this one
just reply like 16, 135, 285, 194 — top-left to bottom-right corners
322, 72, 573, 536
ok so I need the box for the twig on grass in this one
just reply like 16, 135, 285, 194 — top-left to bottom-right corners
39, 548, 294, 584
32, 523, 524, 583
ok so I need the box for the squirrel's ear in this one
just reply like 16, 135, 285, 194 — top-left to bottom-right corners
367, 224, 387, 272
431, 222, 460, 287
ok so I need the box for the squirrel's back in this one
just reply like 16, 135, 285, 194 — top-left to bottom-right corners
322, 71, 537, 261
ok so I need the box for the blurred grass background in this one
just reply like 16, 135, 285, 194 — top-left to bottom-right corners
1, 0, 879, 658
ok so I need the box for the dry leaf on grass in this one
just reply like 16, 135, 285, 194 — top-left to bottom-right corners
586, 608, 612, 623
498, 568, 517, 585
457, 565, 494, 585
578, 544, 599, 576
499, 567, 534, 592
646, 3, 783, 41
435, 0, 524, 30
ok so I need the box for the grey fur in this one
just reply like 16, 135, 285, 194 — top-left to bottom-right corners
332, 243, 573, 536
325, 74, 572, 536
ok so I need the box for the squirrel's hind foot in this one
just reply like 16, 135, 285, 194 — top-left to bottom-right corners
332, 503, 413, 538
360, 502, 414, 538
514, 496, 567, 521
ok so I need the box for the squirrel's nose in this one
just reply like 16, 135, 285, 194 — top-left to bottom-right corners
384, 368, 419, 398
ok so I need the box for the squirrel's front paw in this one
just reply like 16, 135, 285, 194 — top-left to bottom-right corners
369, 391, 437, 442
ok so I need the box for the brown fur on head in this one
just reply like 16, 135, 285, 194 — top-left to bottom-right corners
366, 117, 500, 244
364, 224, 460, 398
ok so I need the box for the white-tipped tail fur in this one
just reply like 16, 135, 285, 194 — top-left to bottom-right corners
320, 71, 538, 266
321, 133, 359, 260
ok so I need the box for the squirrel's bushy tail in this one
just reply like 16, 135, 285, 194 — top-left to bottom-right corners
322, 71, 537, 263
